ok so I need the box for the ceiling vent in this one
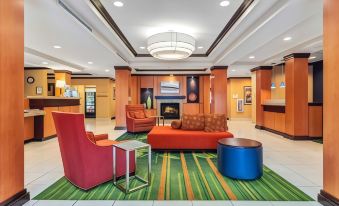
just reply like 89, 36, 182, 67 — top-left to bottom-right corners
57, 0, 93, 32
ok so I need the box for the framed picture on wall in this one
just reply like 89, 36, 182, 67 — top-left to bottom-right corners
237, 99, 244, 112
36, 86, 43, 95
186, 76, 199, 103
244, 86, 252, 105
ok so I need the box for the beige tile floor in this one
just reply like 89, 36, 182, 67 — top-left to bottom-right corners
24, 119, 323, 206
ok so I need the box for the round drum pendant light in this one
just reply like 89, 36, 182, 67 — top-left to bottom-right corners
147, 32, 195, 60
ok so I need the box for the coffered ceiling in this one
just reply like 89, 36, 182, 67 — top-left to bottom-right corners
24, 0, 323, 77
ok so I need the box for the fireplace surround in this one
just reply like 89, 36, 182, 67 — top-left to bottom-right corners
160, 103, 180, 119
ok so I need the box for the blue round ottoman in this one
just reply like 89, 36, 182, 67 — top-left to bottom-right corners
217, 138, 263, 180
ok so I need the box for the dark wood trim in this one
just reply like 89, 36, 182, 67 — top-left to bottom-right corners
89, 0, 138, 56
255, 126, 323, 141
90, 0, 254, 58
250, 66, 273, 72
131, 74, 210, 77
29, 99, 80, 109
72, 73, 93, 76
284, 53, 311, 61
114, 126, 127, 130
263, 105, 285, 113
71, 77, 115, 80
134, 68, 207, 72
227, 77, 251, 79
54, 70, 72, 74
25, 67, 49, 71
114, 66, 132, 71
318, 190, 339, 206
33, 135, 57, 142
206, 0, 254, 56
47, 77, 55, 80
210, 66, 228, 70
309, 102, 323, 106
0, 189, 29, 206
155, 95, 186, 100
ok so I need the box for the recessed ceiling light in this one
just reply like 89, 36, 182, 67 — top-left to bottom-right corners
283, 37, 292, 41
309, 56, 316, 60
220, 1, 230, 7
53, 45, 62, 49
231, 69, 236, 72
113, 1, 123, 7
105, 69, 110, 72
249, 56, 255, 59
139, 46, 145, 50
88, 61, 93, 64
42, 62, 48, 65
197, 46, 204, 49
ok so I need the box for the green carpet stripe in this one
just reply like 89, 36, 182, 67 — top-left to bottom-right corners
34, 132, 314, 201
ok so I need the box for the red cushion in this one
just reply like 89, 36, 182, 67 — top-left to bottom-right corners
147, 126, 233, 150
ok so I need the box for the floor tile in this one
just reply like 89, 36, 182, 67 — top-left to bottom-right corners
33, 200, 76, 206
271, 201, 322, 206
23, 200, 38, 206
231, 201, 273, 206
153, 200, 192, 206
74, 200, 115, 206
192, 200, 233, 206
113, 201, 153, 206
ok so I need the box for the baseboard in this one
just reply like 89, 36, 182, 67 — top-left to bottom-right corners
114, 126, 126, 130
318, 190, 339, 206
0, 189, 30, 206
255, 125, 323, 141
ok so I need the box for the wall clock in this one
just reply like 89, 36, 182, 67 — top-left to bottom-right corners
27, 76, 35, 84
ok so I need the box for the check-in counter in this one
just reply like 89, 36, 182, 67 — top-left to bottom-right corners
27, 96, 80, 141
24, 109, 45, 142
308, 103, 323, 138
262, 101, 286, 133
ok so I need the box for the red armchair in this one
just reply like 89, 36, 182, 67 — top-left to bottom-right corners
126, 104, 156, 133
52, 112, 135, 190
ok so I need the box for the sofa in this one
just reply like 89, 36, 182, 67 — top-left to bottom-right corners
126, 104, 156, 133
147, 114, 233, 150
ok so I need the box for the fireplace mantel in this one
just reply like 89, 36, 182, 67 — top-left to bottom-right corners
155, 96, 186, 100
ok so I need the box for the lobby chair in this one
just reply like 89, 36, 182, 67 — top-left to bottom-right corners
126, 104, 156, 133
52, 112, 135, 190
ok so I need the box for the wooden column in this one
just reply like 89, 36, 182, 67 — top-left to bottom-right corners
202, 75, 211, 114
114, 66, 131, 130
319, 0, 339, 204
54, 70, 72, 96
210, 66, 228, 117
251, 67, 272, 128
284, 53, 310, 139
0, 0, 29, 205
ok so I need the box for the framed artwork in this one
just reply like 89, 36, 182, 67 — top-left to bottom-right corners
237, 99, 244, 112
36, 86, 43, 95
186, 76, 199, 103
160, 81, 180, 94
244, 86, 252, 105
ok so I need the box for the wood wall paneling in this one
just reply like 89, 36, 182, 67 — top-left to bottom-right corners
228, 78, 252, 119
308, 106, 323, 137
140, 76, 154, 88
255, 69, 272, 127
264, 111, 275, 129
43, 107, 58, 138
24, 69, 48, 97
183, 103, 201, 114
274, 112, 286, 133
211, 68, 227, 115
114, 68, 131, 128
24, 117, 35, 141
130, 75, 138, 105
322, 0, 339, 201
0, 0, 27, 204
203, 76, 211, 114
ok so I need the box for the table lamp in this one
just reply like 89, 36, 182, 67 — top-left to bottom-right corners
55, 80, 66, 96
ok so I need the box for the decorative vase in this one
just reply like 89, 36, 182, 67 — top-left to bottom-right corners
146, 95, 152, 109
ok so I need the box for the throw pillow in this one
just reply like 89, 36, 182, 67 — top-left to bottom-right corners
204, 114, 226, 132
129, 111, 136, 118
181, 114, 205, 130
171, 120, 182, 129
134, 111, 146, 119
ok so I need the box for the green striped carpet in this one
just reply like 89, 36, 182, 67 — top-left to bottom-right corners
34, 133, 313, 201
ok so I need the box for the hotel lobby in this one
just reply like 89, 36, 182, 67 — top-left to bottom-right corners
1, 0, 338, 206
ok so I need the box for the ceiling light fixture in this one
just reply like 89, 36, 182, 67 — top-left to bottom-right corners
283, 37, 292, 41
249, 56, 255, 59
220, 1, 230, 7
309, 56, 316, 60
147, 32, 195, 60
231, 69, 236, 72
53, 45, 62, 49
197, 46, 204, 49
139, 46, 145, 50
42, 62, 48, 65
88, 61, 93, 64
113, 1, 123, 7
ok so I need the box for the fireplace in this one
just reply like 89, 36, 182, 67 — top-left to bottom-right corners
160, 103, 180, 119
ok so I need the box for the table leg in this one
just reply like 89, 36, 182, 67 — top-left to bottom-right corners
126, 150, 129, 193
113, 146, 116, 184
148, 146, 151, 184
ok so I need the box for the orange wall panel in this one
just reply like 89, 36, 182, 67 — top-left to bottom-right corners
308, 106, 323, 137
183, 103, 201, 114
255, 70, 272, 127
43, 107, 58, 138
140, 76, 154, 88
274, 113, 286, 133
211, 69, 227, 115
263, 111, 275, 129
24, 117, 34, 141
115, 68, 131, 128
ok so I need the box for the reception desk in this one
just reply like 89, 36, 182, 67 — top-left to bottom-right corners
28, 97, 80, 141
24, 109, 45, 142
260, 101, 323, 139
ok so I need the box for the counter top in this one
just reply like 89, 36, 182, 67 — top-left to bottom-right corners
24, 109, 45, 118
27, 96, 80, 100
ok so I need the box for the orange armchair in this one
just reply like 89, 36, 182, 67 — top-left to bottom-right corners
126, 104, 156, 133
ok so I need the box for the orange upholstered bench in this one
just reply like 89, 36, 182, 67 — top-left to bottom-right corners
147, 126, 233, 150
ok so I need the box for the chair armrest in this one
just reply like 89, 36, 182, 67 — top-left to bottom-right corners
94, 134, 108, 141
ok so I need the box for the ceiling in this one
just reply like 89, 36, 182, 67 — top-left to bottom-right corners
24, 0, 323, 78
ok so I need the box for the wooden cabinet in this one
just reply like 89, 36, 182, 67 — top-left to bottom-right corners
308, 105, 323, 137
